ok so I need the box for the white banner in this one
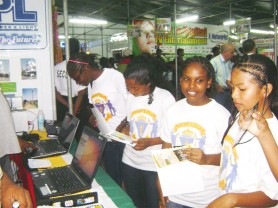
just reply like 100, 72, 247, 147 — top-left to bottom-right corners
0, 0, 48, 49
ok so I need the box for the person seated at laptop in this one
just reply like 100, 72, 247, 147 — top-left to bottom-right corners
67, 53, 128, 187
0, 166, 33, 207
0, 90, 36, 179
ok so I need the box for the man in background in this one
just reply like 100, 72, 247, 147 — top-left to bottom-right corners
54, 38, 87, 121
242, 39, 256, 55
210, 43, 235, 112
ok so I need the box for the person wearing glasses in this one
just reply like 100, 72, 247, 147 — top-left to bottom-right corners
67, 53, 127, 187
208, 54, 278, 207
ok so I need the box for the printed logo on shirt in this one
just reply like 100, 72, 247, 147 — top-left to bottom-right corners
92, 93, 116, 121
130, 109, 158, 140
56, 69, 68, 78
171, 122, 206, 148
219, 135, 238, 192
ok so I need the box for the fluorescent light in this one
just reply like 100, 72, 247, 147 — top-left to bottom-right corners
223, 20, 235, 26
229, 35, 238, 40
69, 17, 107, 25
250, 29, 275, 35
58, 35, 71, 39
176, 15, 199, 24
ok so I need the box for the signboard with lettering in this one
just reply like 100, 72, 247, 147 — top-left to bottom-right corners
0, 0, 47, 49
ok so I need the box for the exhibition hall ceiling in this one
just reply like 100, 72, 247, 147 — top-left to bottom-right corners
54, 0, 275, 42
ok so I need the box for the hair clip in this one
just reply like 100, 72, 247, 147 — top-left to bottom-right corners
68, 60, 88, 65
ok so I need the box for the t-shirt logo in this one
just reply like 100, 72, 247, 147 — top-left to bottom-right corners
92, 93, 116, 121
171, 122, 206, 148
130, 109, 158, 140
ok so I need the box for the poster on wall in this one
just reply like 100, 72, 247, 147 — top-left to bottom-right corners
155, 23, 229, 60
156, 18, 172, 34
0, 0, 55, 123
0, 0, 48, 49
0, 59, 10, 81
132, 20, 156, 55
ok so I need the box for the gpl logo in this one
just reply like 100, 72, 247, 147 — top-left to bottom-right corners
0, 0, 37, 22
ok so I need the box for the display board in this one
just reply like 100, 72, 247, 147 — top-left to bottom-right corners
0, 0, 55, 130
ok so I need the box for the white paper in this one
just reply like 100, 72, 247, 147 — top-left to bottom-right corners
152, 148, 204, 196
28, 159, 51, 169
61, 153, 73, 165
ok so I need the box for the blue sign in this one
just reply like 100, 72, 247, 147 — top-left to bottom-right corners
0, 0, 47, 49
0, 0, 37, 22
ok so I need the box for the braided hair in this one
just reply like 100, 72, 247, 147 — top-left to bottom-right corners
67, 53, 99, 77
221, 54, 278, 145
180, 56, 217, 98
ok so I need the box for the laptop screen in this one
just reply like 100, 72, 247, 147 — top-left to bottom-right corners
58, 113, 80, 148
72, 126, 107, 184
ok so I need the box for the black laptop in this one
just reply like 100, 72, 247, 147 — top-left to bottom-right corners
45, 119, 62, 136
28, 112, 80, 159
31, 126, 107, 198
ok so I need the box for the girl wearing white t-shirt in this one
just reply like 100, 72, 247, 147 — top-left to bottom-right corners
159, 56, 230, 208
208, 54, 278, 207
121, 53, 175, 208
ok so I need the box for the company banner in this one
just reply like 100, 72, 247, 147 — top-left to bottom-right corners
0, 0, 47, 49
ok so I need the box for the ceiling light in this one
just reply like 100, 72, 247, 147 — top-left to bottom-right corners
69, 17, 107, 25
229, 35, 238, 40
250, 29, 275, 35
223, 20, 235, 26
176, 15, 199, 24
58, 35, 71, 39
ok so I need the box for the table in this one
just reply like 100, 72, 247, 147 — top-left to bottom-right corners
11, 132, 135, 208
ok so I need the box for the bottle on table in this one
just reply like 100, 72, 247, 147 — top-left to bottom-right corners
37, 109, 45, 131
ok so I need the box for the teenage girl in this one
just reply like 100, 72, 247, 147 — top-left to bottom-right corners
159, 56, 231, 208
67, 53, 127, 186
208, 54, 278, 207
121, 53, 175, 208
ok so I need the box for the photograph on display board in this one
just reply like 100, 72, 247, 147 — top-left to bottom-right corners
155, 18, 172, 34
0, 59, 10, 81
21, 58, 37, 80
132, 20, 156, 55
22, 88, 38, 109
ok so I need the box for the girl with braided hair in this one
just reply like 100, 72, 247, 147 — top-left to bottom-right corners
208, 54, 278, 207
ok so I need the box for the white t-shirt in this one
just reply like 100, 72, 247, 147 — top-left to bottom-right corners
0, 166, 2, 203
122, 87, 175, 171
220, 114, 278, 202
0, 91, 21, 158
54, 60, 86, 97
87, 68, 127, 130
161, 99, 230, 208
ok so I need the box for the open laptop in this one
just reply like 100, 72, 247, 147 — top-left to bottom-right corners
28, 112, 80, 159
31, 126, 107, 198
45, 119, 62, 136
91, 108, 135, 146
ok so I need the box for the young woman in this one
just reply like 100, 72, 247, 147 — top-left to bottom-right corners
67, 53, 127, 186
208, 54, 278, 207
159, 56, 230, 208
121, 53, 175, 208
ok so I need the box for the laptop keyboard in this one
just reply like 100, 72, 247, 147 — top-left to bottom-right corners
39, 140, 63, 153
48, 167, 84, 192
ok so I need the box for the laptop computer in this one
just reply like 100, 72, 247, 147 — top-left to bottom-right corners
45, 119, 62, 136
31, 126, 107, 198
28, 112, 80, 159
91, 108, 135, 146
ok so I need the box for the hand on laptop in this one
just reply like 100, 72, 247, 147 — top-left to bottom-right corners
18, 137, 38, 154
